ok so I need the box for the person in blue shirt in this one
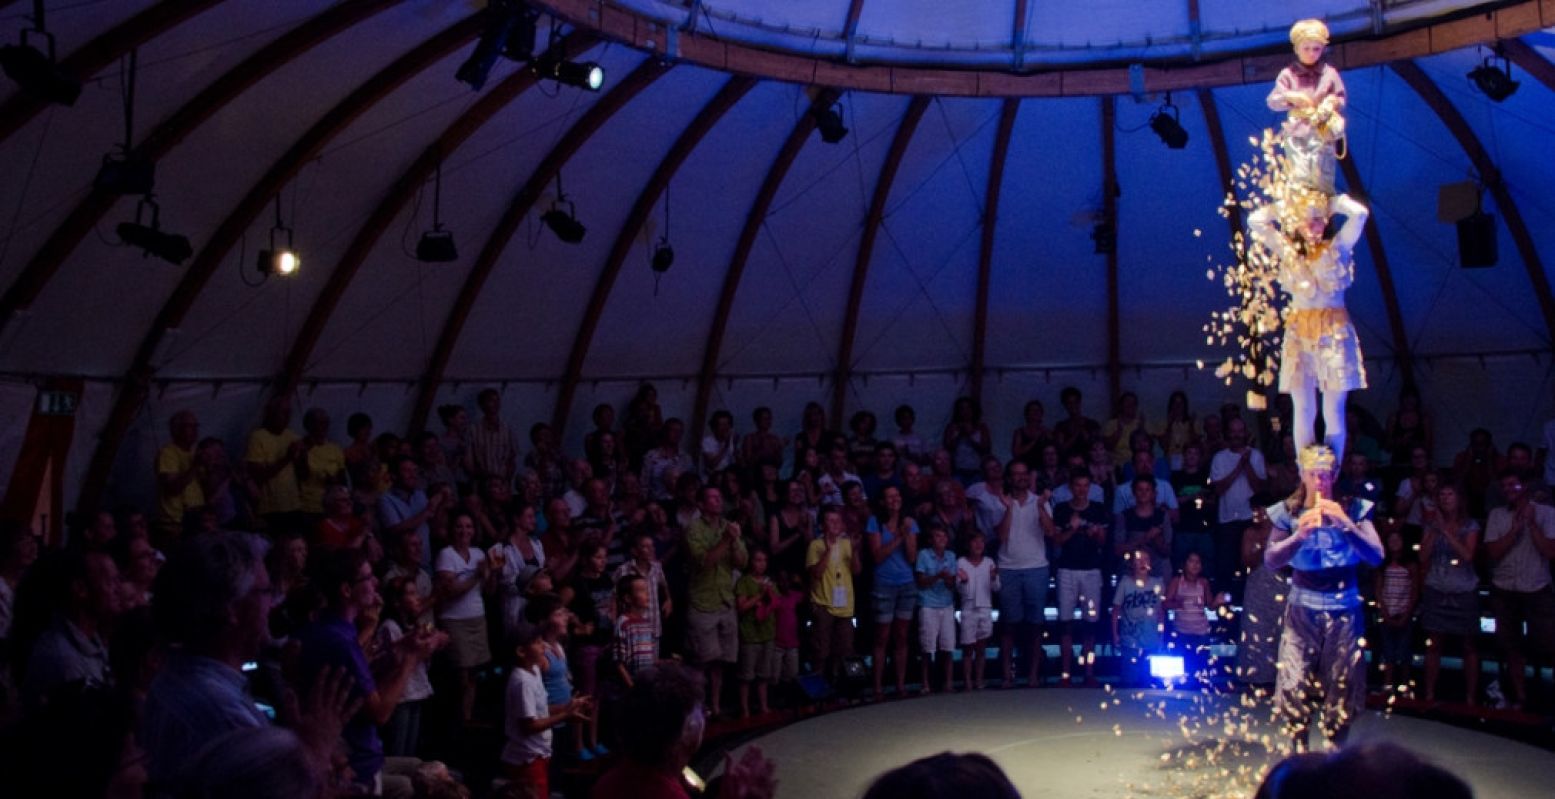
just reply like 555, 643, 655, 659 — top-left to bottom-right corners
866, 485, 919, 698
1264, 445, 1383, 751
914, 523, 958, 693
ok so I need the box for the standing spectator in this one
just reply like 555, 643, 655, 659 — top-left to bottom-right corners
155, 410, 203, 544
1391, 447, 1434, 535
1453, 428, 1502, 520
914, 524, 958, 693
296, 408, 346, 526
614, 532, 672, 651
860, 442, 903, 501
0, 522, 40, 649
808, 507, 860, 682
770, 569, 805, 697
1116, 476, 1173, 581
1011, 400, 1052, 470
684, 486, 748, 717
1238, 506, 1286, 688
943, 396, 993, 486
1419, 484, 1481, 704
1482, 469, 1555, 709
384, 526, 434, 630
493, 503, 547, 644
643, 419, 694, 503
1112, 549, 1165, 687
1103, 391, 1147, 466
615, 574, 660, 690
1153, 391, 1199, 471
436, 510, 494, 725
1163, 552, 1223, 683
1385, 386, 1434, 468
846, 411, 879, 474
926, 479, 977, 549
415, 431, 457, 494
196, 437, 239, 530
376, 575, 442, 757
561, 458, 593, 518
817, 446, 864, 507
378, 456, 446, 570
964, 455, 1009, 542
18, 549, 123, 703
469, 388, 519, 484
624, 383, 664, 472
436, 404, 473, 491
1116, 450, 1180, 525
1336, 452, 1380, 505
1201, 413, 1225, 457
1374, 528, 1418, 691
768, 480, 814, 582
1172, 442, 1217, 573
739, 407, 786, 473
956, 531, 998, 690
867, 485, 919, 698
891, 404, 928, 465
296, 549, 439, 795
1210, 417, 1267, 591
525, 423, 567, 502
583, 403, 623, 479
589, 430, 626, 491
565, 541, 614, 759
1051, 470, 1110, 687
1053, 386, 1101, 458
316, 485, 367, 551
734, 550, 778, 716
1488, 442, 1549, 509
793, 402, 829, 466
996, 461, 1053, 688
246, 394, 304, 533
504, 625, 591, 799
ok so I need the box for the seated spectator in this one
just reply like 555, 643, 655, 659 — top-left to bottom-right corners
1385, 386, 1433, 471
415, 430, 457, 493
0, 522, 40, 658
739, 406, 786, 473
179, 726, 322, 799
892, 403, 929, 465
861, 752, 1020, 799
526, 423, 567, 501
316, 484, 367, 551
1335, 452, 1380, 505
1254, 741, 1470, 799
562, 457, 593, 518
1115, 476, 1173, 581
1115, 450, 1179, 525
0, 683, 145, 798
643, 419, 694, 503
16, 548, 123, 704
1391, 447, 1434, 534
109, 530, 159, 610
583, 402, 623, 480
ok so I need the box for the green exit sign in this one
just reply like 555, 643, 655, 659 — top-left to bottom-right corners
37, 390, 78, 416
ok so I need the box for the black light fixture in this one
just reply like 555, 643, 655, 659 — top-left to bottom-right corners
1468, 48, 1519, 102
1091, 218, 1116, 255
416, 160, 458, 263
535, 56, 604, 91
0, 3, 81, 106
1149, 93, 1189, 149
256, 195, 300, 277
541, 172, 585, 243
812, 99, 849, 144
94, 48, 155, 196
650, 182, 674, 294
455, 0, 538, 91
116, 196, 191, 265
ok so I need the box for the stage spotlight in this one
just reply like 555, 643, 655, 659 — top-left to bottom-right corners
117, 196, 191, 265
1468, 52, 1518, 102
812, 102, 848, 144
1148, 654, 1185, 681
416, 161, 458, 262
456, 0, 536, 91
0, 30, 80, 106
542, 199, 586, 243
257, 196, 301, 276
1150, 94, 1189, 149
94, 152, 155, 196
537, 57, 603, 91
1091, 220, 1116, 255
651, 240, 674, 273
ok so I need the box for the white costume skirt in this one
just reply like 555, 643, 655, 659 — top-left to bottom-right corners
1279, 307, 1367, 393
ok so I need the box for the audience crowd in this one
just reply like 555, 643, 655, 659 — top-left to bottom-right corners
0, 381, 1548, 798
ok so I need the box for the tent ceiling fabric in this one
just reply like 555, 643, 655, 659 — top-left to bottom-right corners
0, 0, 1552, 509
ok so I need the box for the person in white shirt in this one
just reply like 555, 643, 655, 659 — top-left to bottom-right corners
503, 626, 591, 797
995, 461, 1054, 688
1482, 470, 1555, 709
957, 530, 1000, 690
701, 410, 739, 476
817, 447, 863, 507
964, 455, 1009, 541
1209, 418, 1266, 591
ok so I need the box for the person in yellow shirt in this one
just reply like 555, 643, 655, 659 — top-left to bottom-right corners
155, 410, 204, 543
807, 506, 861, 682
246, 395, 304, 532
297, 407, 347, 523
1102, 391, 1146, 466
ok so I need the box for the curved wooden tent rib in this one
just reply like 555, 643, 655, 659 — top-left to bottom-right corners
1391, 60, 1555, 348
550, 74, 757, 436
76, 15, 483, 508
1338, 155, 1414, 387
0, 0, 225, 146
688, 88, 839, 439
1195, 88, 1241, 237
1502, 38, 1555, 92
969, 97, 1018, 402
0, 0, 400, 342
831, 95, 930, 424
1101, 96, 1120, 403
408, 59, 672, 433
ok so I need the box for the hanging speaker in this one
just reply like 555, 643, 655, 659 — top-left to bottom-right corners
1456, 212, 1496, 268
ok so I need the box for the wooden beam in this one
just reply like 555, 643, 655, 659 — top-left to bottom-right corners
0, 0, 225, 146
689, 89, 838, 441
1503, 38, 1555, 94
1011, 0, 1030, 70
1338, 156, 1415, 388
1187, 0, 1203, 60
410, 59, 671, 433
1196, 88, 1242, 240
1102, 96, 1121, 404
971, 98, 1019, 402
1392, 60, 1555, 347
550, 75, 756, 436
831, 96, 930, 425
74, 16, 483, 509
0, 0, 400, 341
533, 0, 1549, 97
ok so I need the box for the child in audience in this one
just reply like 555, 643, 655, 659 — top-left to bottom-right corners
1112, 549, 1165, 686
613, 574, 658, 689
735, 548, 779, 717
525, 593, 583, 761
1164, 551, 1225, 682
915, 524, 958, 693
503, 626, 591, 799
565, 542, 613, 760
956, 531, 999, 690
770, 568, 806, 699
376, 575, 446, 757
1374, 528, 1419, 691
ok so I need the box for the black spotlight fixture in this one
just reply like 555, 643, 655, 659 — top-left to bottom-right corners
535, 56, 604, 91
1091, 218, 1116, 255
812, 100, 849, 144
256, 195, 301, 277
455, 0, 538, 91
94, 49, 155, 195
116, 196, 191, 265
541, 173, 585, 243
1149, 93, 1189, 149
416, 160, 459, 263
1468, 48, 1519, 102
1, 6, 81, 106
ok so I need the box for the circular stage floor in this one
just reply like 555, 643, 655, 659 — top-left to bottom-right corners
730, 688, 1553, 799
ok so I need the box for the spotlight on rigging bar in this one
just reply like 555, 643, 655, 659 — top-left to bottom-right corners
117, 196, 192, 265
536, 56, 604, 91
811, 101, 849, 144
1, 24, 81, 106
1149, 93, 1189, 149
257, 196, 300, 277
416, 160, 458, 263
542, 198, 586, 244
455, 0, 538, 91
1468, 48, 1519, 102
